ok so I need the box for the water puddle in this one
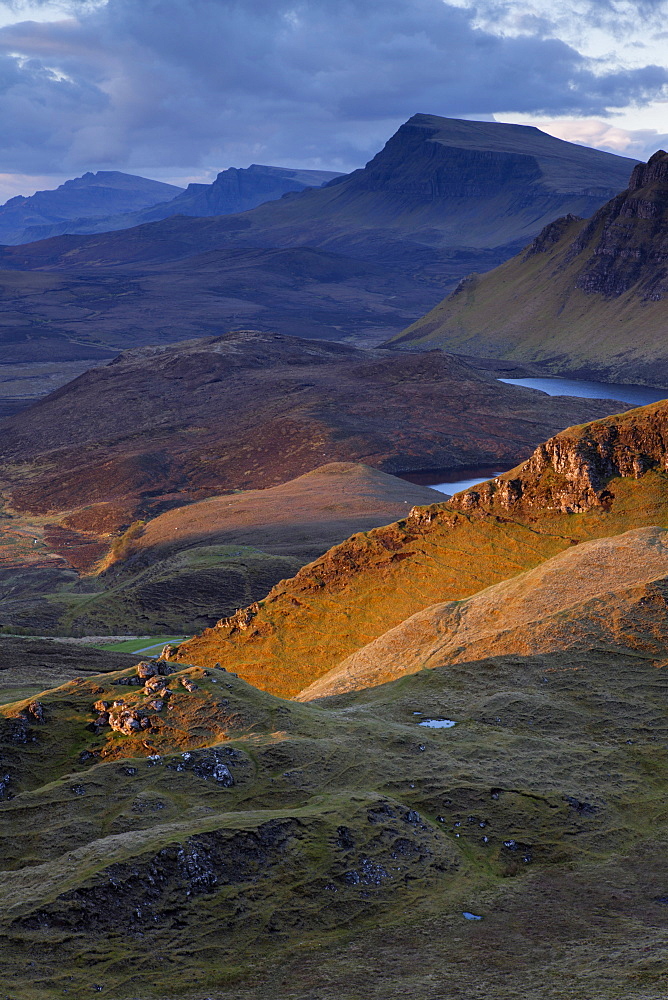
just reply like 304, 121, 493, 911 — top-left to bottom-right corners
418, 718, 456, 729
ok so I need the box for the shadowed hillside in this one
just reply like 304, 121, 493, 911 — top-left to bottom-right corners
0, 331, 623, 522
2, 555, 668, 997
0, 115, 638, 362
392, 150, 668, 385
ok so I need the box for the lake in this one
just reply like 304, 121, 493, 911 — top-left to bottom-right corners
498, 376, 668, 408
400, 375, 668, 496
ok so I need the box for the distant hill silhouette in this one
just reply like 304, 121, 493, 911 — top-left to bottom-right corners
0, 115, 640, 362
0, 171, 183, 245
15, 164, 343, 242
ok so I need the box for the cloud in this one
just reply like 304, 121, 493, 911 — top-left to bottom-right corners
535, 117, 668, 159
0, 0, 666, 179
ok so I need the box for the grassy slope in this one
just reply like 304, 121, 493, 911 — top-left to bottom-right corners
297, 525, 668, 698
1, 640, 667, 997
0, 465, 445, 637
391, 214, 668, 382
4, 406, 668, 997
175, 469, 668, 698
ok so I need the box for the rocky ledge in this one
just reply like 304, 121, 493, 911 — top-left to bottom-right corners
448, 400, 668, 514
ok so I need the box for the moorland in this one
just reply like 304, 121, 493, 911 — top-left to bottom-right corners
1, 119, 667, 1000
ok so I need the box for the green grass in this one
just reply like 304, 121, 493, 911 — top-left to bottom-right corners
92, 634, 190, 655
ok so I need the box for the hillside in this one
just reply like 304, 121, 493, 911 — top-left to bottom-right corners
0, 464, 445, 636
0, 115, 639, 362
0, 331, 625, 521
0, 171, 183, 246
299, 526, 668, 698
172, 400, 668, 697
392, 150, 668, 385
2, 534, 668, 997
17, 164, 343, 242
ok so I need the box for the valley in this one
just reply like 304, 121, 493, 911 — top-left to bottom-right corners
0, 115, 638, 366
1, 121, 668, 1000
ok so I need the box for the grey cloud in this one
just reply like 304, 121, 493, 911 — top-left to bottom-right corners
0, 0, 666, 177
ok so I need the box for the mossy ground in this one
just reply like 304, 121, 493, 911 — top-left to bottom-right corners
1, 640, 667, 999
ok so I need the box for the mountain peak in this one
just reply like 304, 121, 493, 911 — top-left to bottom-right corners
628, 148, 668, 191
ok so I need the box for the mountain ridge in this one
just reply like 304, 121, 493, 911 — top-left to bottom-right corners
15, 163, 343, 243
391, 149, 668, 384
0, 171, 184, 246
0, 115, 641, 361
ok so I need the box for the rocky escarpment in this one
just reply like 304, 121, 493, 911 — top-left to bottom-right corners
569, 149, 668, 300
450, 399, 668, 515
173, 400, 668, 696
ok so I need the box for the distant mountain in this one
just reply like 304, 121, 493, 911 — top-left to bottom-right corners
0, 171, 184, 245
391, 150, 668, 385
16, 164, 344, 242
0, 115, 641, 362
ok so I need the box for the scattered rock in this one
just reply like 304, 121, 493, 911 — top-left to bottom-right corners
144, 675, 170, 695
0, 773, 10, 800
93, 700, 110, 712
136, 661, 158, 680
565, 796, 597, 815
180, 677, 199, 693
20, 701, 45, 724
165, 747, 237, 786
108, 708, 150, 736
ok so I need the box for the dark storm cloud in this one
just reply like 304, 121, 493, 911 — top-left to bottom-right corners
0, 0, 666, 174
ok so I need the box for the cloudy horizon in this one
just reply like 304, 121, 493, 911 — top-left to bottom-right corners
0, 0, 667, 200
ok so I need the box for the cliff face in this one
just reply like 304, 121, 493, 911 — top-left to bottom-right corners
569, 149, 668, 301
392, 151, 668, 384
453, 398, 668, 514
174, 401, 668, 697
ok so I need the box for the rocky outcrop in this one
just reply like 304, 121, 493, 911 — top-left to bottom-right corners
570, 150, 668, 300
451, 400, 668, 514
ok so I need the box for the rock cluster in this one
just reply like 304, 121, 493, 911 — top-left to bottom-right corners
88, 660, 183, 736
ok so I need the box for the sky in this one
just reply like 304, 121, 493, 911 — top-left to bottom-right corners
0, 0, 667, 201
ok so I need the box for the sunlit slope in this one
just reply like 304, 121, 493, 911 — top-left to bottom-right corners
298, 526, 668, 699
392, 151, 668, 384
174, 401, 668, 697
